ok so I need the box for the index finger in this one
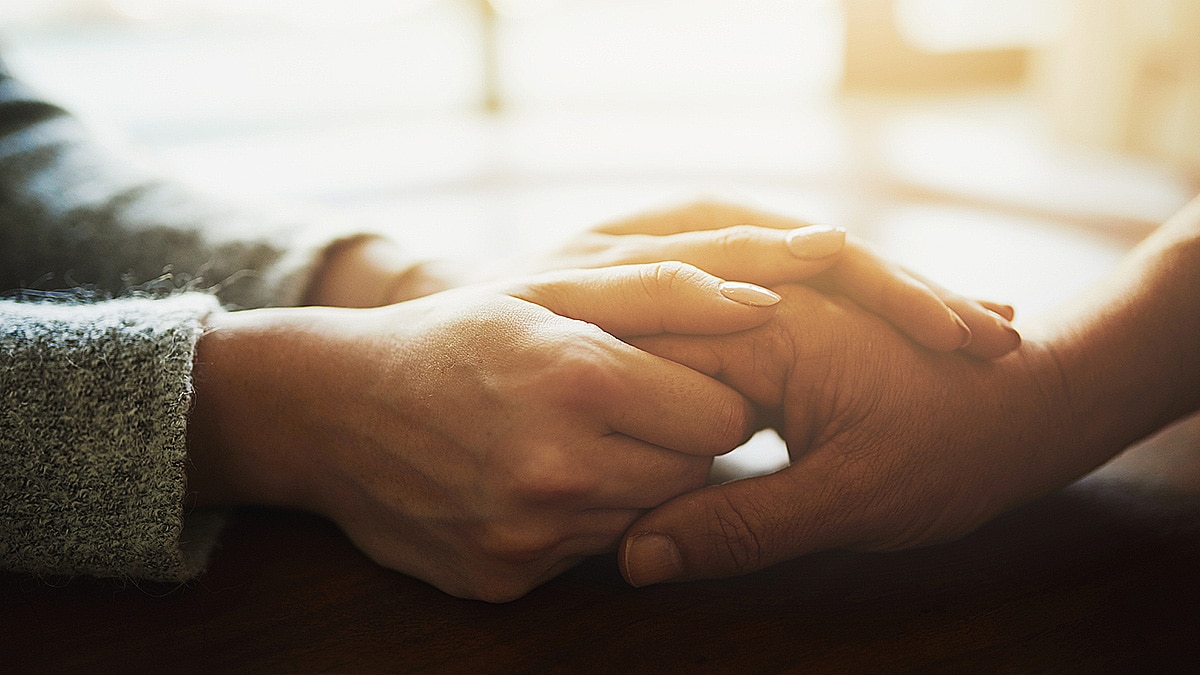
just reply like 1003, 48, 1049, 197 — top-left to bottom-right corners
512, 262, 781, 338
570, 331, 759, 456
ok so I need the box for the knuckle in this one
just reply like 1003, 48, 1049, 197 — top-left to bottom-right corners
466, 572, 539, 604
713, 224, 759, 252
545, 345, 616, 404
706, 493, 769, 574
509, 449, 587, 503
477, 521, 559, 565
640, 260, 702, 299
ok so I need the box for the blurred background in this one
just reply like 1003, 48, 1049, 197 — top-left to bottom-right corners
2, 0, 1197, 314
3, 0, 1198, 479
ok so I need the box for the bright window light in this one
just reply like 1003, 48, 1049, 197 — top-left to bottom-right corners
894, 0, 1068, 53
496, 0, 844, 107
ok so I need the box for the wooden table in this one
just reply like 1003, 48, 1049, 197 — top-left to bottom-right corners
6, 416, 1200, 673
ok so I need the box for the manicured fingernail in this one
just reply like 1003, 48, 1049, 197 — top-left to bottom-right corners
1002, 322, 1021, 347
624, 533, 683, 587
982, 302, 1015, 321
786, 225, 845, 259
720, 281, 781, 307
955, 315, 972, 349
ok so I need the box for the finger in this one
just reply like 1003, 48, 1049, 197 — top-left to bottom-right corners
482, 509, 641, 569
474, 509, 644, 600
492, 509, 643, 598
515, 307, 758, 455
551, 509, 643, 557
628, 332, 790, 410
596, 343, 759, 456
979, 300, 1015, 322
593, 201, 815, 236
823, 244, 971, 353
549, 433, 713, 509
626, 334, 725, 379
513, 262, 780, 338
602, 225, 846, 287
903, 272, 1021, 359
940, 295, 1021, 359
618, 461, 862, 586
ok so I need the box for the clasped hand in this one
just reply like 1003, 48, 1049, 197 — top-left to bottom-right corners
622, 285, 1081, 587
188, 202, 1021, 601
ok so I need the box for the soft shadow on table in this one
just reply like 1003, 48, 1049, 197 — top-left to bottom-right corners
6, 455, 1200, 673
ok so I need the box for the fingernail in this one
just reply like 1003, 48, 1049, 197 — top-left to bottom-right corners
624, 533, 683, 587
955, 315, 973, 349
719, 281, 781, 307
786, 225, 845, 259
983, 302, 1015, 321
1002, 322, 1021, 347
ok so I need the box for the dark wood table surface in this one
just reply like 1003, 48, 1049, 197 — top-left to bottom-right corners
6, 417, 1200, 673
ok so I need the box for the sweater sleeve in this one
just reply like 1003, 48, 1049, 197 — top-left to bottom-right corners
0, 56, 397, 583
0, 294, 224, 582
0, 60, 365, 309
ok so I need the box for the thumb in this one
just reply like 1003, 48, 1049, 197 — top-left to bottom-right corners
512, 262, 780, 337
619, 464, 853, 586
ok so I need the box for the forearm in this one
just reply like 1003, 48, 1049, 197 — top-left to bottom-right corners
1036, 196, 1200, 464
186, 306, 345, 511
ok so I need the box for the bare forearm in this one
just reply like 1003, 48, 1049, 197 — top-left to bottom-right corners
186, 307, 344, 510
1039, 196, 1200, 463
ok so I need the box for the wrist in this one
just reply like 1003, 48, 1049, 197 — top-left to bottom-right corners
186, 310, 247, 505
987, 337, 1106, 494
1015, 202, 1200, 476
1029, 307, 1200, 475
186, 308, 329, 509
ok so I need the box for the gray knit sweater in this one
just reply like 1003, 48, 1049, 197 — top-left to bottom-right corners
0, 61, 346, 581
1, 296, 225, 581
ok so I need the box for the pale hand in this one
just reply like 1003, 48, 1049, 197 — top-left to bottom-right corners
189, 263, 779, 601
309, 202, 1020, 359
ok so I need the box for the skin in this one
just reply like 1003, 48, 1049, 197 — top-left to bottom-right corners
307, 202, 1019, 357
189, 263, 777, 602
618, 195, 1200, 588
186, 202, 1022, 601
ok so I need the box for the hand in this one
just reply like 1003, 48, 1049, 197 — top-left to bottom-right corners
309, 202, 1020, 359
572, 201, 1020, 358
188, 263, 779, 601
617, 284, 1098, 586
